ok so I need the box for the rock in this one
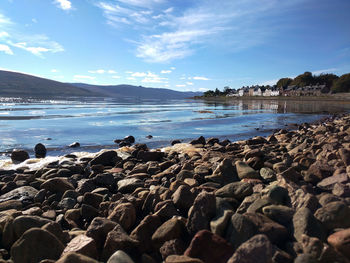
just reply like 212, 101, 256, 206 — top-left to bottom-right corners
293, 254, 318, 263
56, 252, 99, 263
165, 255, 204, 263
190, 136, 206, 145
215, 181, 253, 201
83, 192, 104, 209
58, 197, 76, 210
210, 209, 234, 236
225, 213, 257, 249
90, 150, 121, 166
339, 148, 350, 166
327, 228, 350, 259
34, 143, 47, 158
244, 213, 288, 244
172, 185, 195, 212
184, 230, 234, 263
171, 140, 181, 146
0, 186, 38, 203
0, 200, 22, 211
293, 207, 326, 243
160, 239, 186, 260
267, 185, 290, 205
314, 201, 350, 231
86, 217, 117, 250
187, 191, 216, 235
317, 173, 349, 191
11, 228, 64, 263
227, 234, 273, 263
41, 178, 74, 194
62, 234, 98, 259
124, 135, 135, 144
235, 161, 260, 180
130, 214, 162, 253
206, 158, 238, 184
137, 151, 164, 162
107, 250, 135, 263
152, 217, 186, 249
101, 224, 140, 261
12, 215, 52, 240
42, 222, 68, 245
108, 202, 136, 231
259, 167, 276, 182
117, 178, 144, 193
262, 205, 294, 225
69, 142, 80, 148
11, 149, 29, 163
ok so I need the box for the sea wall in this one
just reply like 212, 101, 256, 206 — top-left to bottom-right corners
1, 114, 350, 262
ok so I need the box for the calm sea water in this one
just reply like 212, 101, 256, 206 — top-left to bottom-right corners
0, 97, 349, 158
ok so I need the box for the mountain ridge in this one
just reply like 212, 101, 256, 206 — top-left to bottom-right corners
0, 70, 202, 99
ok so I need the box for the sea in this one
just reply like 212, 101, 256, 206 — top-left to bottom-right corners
0, 97, 350, 159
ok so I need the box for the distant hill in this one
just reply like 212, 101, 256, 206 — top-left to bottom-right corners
0, 70, 97, 98
0, 70, 202, 99
71, 83, 202, 100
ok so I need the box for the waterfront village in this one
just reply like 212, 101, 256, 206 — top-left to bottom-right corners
225, 84, 329, 97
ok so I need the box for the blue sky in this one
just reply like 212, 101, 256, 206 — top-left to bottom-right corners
0, 0, 349, 92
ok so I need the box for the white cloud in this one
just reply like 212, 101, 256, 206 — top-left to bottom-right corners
127, 77, 136, 80
112, 75, 121, 79
51, 69, 58, 72
32, 18, 38, 23
312, 68, 338, 75
260, 78, 279, 86
161, 70, 172, 74
131, 72, 147, 77
176, 84, 186, 87
9, 39, 63, 57
170, 67, 175, 70
117, 0, 165, 8
186, 82, 194, 85
164, 7, 174, 14
54, 0, 72, 10
74, 75, 96, 80
0, 13, 12, 25
88, 69, 105, 74
0, 44, 13, 55
125, 71, 133, 74
193, 76, 210, 80
108, 70, 117, 74
0, 31, 10, 38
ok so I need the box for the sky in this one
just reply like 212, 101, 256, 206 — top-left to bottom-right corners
0, 0, 349, 92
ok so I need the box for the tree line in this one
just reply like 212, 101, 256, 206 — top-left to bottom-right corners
203, 72, 350, 96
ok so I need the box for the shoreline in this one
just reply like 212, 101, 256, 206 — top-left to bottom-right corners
1, 113, 350, 262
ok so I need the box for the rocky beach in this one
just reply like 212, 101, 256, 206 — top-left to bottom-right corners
0, 113, 350, 263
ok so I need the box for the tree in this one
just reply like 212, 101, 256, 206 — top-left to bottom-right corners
332, 73, 350, 93
223, 86, 231, 95
276, 78, 293, 88
314, 73, 339, 88
291, 72, 314, 86
214, 88, 221, 96
203, 90, 215, 97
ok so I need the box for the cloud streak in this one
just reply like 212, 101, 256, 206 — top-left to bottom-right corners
54, 0, 72, 10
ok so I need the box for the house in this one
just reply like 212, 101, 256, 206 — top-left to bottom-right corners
239, 87, 249, 96
263, 88, 272, 96
270, 88, 280, 96
253, 87, 266, 96
249, 87, 255, 96
226, 90, 239, 97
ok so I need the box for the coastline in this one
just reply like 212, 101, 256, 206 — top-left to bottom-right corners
1, 112, 350, 262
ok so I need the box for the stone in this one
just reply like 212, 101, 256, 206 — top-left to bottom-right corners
130, 214, 162, 253
235, 161, 260, 180
293, 207, 326, 243
184, 230, 234, 263
327, 228, 350, 259
152, 217, 186, 249
62, 234, 98, 259
160, 239, 186, 260
90, 150, 121, 166
317, 173, 349, 191
101, 224, 139, 261
187, 191, 216, 235
12, 215, 52, 240
137, 151, 164, 162
0, 200, 22, 211
267, 186, 290, 205
165, 255, 204, 263
58, 197, 76, 210
215, 181, 253, 201
56, 252, 99, 263
107, 250, 135, 263
259, 167, 276, 182
41, 178, 74, 194
11, 149, 29, 163
69, 142, 80, 148
244, 213, 288, 244
42, 222, 68, 245
108, 202, 136, 231
11, 228, 64, 263
172, 185, 195, 212
225, 213, 257, 249
262, 205, 294, 225
190, 136, 206, 145
210, 209, 234, 236
0, 186, 38, 203
34, 143, 47, 158
339, 148, 350, 166
206, 158, 238, 184
293, 254, 318, 263
227, 234, 273, 263
315, 201, 350, 231
117, 178, 144, 193
86, 217, 117, 250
